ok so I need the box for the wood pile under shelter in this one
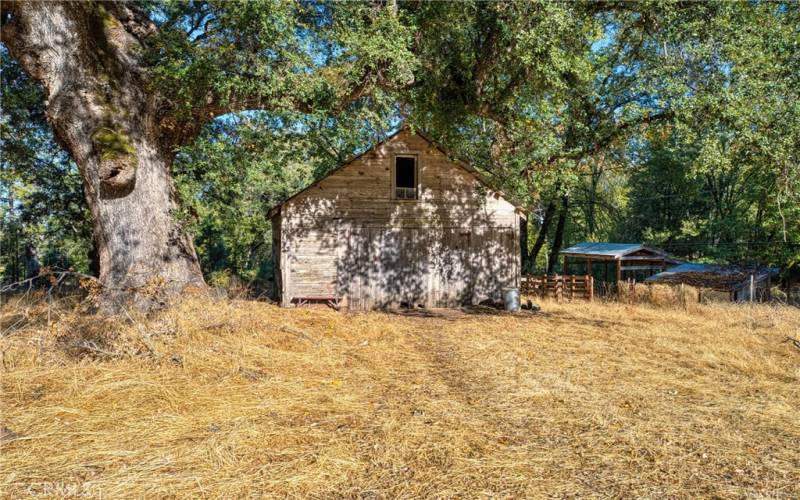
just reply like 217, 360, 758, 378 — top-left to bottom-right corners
560, 242, 680, 284
645, 263, 778, 302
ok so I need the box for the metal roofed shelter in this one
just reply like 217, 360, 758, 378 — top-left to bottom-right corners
645, 263, 778, 302
560, 242, 680, 284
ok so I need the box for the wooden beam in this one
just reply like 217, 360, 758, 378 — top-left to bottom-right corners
563, 254, 569, 274
561, 253, 618, 262
616, 259, 622, 284
621, 265, 666, 272
620, 256, 674, 262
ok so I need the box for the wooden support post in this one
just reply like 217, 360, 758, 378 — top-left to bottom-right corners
587, 275, 594, 301
587, 257, 593, 279
554, 274, 557, 302
766, 273, 771, 302
570, 275, 575, 301
555, 274, 562, 302
563, 254, 569, 275
615, 259, 622, 287
749, 274, 754, 303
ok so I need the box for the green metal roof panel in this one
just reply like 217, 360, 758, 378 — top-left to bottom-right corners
560, 242, 648, 258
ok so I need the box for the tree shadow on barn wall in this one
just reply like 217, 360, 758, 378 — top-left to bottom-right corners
277, 134, 519, 310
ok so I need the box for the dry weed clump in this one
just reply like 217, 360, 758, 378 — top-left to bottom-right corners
615, 282, 702, 309
1, 294, 799, 498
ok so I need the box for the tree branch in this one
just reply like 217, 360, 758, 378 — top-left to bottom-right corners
202, 64, 413, 122
524, 110, 675, 174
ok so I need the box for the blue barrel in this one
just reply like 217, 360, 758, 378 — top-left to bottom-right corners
503, 287, 520, 312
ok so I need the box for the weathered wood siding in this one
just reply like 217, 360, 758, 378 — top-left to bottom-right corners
276, 130, 521, 309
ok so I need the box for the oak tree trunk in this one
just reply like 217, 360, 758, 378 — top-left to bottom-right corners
547, 195, 569, 274
529, 196, 557, 270
2, 2, 205, 310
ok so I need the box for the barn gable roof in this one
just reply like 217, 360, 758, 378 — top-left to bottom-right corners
267, 127, 527, 219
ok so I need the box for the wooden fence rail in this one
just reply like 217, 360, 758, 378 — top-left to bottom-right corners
521, 274, 594, 302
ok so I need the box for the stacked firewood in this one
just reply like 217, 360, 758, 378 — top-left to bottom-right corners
654, 271, 750, 290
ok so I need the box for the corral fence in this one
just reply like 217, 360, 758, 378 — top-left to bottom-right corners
522, 274, 797, 306
521, 274, 594, 301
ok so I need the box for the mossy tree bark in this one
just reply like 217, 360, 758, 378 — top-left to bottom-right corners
3, 0, 414, 310
1, 2, 204, 310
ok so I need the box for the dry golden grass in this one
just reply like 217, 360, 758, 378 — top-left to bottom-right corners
1, 293, 799, 498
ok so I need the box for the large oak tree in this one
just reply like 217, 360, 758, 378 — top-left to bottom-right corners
1, 0, 413, 309
3, 0, 797, 308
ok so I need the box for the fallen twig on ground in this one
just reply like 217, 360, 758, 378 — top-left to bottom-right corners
782, 336, 800, 351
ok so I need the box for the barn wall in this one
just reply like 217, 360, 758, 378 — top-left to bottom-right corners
279, 130, 521, 309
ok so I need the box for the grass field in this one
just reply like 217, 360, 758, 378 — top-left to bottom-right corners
1, 294, 799, 498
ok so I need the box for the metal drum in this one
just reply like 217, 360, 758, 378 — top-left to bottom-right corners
502, 287, 520, 312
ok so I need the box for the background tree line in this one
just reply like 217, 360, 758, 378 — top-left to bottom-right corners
2, 1, 798, 297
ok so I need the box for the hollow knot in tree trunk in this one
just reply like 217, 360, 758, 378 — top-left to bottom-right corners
92, 126, 138, 198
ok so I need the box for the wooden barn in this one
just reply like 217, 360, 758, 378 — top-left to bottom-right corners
268, 128, 526, 310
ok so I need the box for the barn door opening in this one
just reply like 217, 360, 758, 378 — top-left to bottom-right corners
374, 227, 428, 308
335, 222, 369, 310
468, 226, 516, 304
438, 228, 473, 306
397, 227, 431, 308
336, 225, 439, 310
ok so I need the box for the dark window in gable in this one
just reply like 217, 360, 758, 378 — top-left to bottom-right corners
394, 156, 417, 199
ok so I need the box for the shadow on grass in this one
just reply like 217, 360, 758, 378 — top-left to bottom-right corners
381, 304, 539, 320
